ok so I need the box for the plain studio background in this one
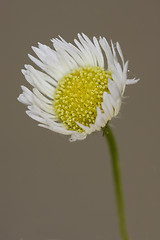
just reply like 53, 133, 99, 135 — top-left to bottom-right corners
1, 0, 160, 240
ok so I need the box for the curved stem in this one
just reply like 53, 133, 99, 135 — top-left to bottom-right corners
103, 124, 129, 240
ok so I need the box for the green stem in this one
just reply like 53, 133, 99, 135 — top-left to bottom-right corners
103, 124, 129, 240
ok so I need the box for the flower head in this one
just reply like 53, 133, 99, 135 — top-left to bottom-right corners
18, 33, 139, 141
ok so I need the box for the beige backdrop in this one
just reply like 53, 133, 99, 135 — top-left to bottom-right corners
1, 0, 160, 240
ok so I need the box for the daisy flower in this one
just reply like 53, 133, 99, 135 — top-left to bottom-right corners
18, 33, 139, 141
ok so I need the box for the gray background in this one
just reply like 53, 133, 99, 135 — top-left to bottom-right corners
1, 0, 160, 240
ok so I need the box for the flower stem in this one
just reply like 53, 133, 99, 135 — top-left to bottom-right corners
103, 124, 129, 240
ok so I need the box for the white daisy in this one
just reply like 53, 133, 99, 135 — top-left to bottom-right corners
18, 33, 139, 142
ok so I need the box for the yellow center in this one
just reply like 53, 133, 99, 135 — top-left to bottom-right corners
53, 66, 111, 132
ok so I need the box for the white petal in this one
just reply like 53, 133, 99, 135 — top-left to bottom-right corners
108, 79, 121, 101
38, 123, 74, 135
69, 132, 87, 142
99, 37, 114, 69
103, 91, 114, 118
18, 86, 33, 105
23, 65, 55, 99
107, 80, 122, 115
81, 33, 104, 67
95, 107, 105, 129
126, 78, 140, 85
26, 111, 48, 125
93, 36, 104, 67
102, 102, 111, 121
74, 39, 92, 66
28, 105, 57, 120
116, 42, 124, 64
111, 41, 117, 61
52, 38, 85, 67
28, 54, 63, 81
18, 94, 31, 105
76, 122, 90, 132
33, 88, 53, 104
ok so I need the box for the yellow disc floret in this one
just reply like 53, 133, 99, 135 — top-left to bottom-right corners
53, 66, 111, 132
